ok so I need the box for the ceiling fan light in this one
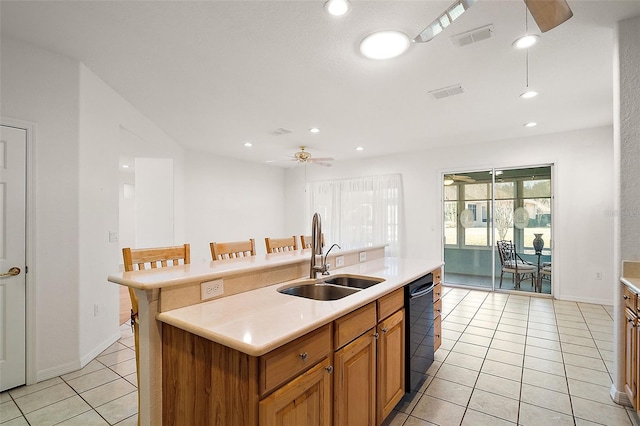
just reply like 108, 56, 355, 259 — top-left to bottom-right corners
444, 178, 455, 186
512, 34, 540, 49
520, 90, 538, 99
360, 31, 410, 60
325, 0, 350, 16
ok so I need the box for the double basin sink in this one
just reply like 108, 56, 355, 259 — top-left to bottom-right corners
278, 275, 384, 301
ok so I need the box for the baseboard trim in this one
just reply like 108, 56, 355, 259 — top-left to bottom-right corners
611, 384, 632, 407
80, 331, 122, 368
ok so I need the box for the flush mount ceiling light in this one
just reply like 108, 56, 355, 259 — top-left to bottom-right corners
524, 122, 538, 127
324, 0, 350, 16
360, 31, 410, 60
309, 127, 320, 134
512, 34, 540, 49
244, 142, 253, 147
356, 146, 364, 151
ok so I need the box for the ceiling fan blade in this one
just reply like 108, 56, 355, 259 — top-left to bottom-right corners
308, 157, 334, 162
413, 0, 476, 43
313, 162, 333, 168
524, 0, 573, 33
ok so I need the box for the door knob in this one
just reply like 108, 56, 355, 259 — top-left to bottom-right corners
0, 267, 20, 277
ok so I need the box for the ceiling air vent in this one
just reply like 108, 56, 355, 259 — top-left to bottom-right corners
270, 128, 292, 136
429, 85, 464, 100
450, 24, 494, 48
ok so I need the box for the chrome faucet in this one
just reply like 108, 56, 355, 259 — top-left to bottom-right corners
310, 213, 342, 278
310, 213, 324, 279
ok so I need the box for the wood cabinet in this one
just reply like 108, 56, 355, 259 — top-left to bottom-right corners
624, 285, 639, 410
433, 268, 443, 351
376, 308, 404, 423
259, 358, 333, 426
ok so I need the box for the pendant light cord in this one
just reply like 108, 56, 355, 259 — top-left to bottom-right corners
525, 3, 530, 89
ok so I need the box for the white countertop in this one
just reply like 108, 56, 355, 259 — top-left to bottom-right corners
108, 246, 385, 290
157, 257, 441, 356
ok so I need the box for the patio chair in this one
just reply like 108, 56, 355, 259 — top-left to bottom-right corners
496, 240, 537, 289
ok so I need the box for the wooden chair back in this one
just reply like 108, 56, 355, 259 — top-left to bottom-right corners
300, 234, 325, 249
210, 239, 256, 261
122, 244, 191, 272
265, 236, 299, 253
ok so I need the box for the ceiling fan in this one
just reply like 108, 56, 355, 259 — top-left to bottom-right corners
291, 146, 334, 167
413, 0, 573, 43
444, 174, 476, 185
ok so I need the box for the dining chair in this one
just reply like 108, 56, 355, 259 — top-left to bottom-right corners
265, 236, 299, 253
496, 240, 536, 289
121, 243, 190, 426
210, 239, 256, 260
300, 234, 325, 249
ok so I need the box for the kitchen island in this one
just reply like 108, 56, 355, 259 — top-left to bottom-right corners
108, 246, 442, 425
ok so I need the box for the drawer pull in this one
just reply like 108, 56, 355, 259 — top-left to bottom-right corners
325, 365, 334, 374
299, 352, 308, 361
435, 334, 441, 338
381, 327, 389, 333
372, 332, 379, 339
624, 295, 630, 300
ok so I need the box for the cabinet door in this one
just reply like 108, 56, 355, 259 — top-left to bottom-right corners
377, 309, 405, 425
259, 358, 333, 426
334, 328, 376, 426
625, 308, 637, 410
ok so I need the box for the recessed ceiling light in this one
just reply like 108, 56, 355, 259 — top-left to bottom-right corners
122, 164, 129, 169
524, 122, 538, 127
520, 90, 538, 99
324, 0, 350, 16
244, 142, 253, 147
360, 31, 410, 60
310, 128, 320, 134
356, 146, 364, 151
512, 34, 540, 49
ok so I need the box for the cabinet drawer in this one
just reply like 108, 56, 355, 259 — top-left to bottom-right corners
433, 315, 442, 352
260, 323, 332, 396
432, 267, 442, 285
433, 283, 442, 304
378, 288, 404, 321
624, 286, 638, 313
433, 298, 442, 319
334, 302, 377, 350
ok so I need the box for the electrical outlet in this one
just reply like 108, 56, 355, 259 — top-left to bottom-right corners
108, 231, 118, 242
595, 272, 602, 280
93, 304, 99, 316
359, 251, 367, 262
335, 256, 344, 267
201, 279, 224, 300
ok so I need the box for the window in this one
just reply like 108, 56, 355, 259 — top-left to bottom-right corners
308, 174, 403, 256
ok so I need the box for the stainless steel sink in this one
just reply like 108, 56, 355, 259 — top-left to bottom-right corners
278, 284, 360, 301
323, 275, 384, 289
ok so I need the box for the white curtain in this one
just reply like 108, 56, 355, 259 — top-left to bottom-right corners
307, 174, 403, 257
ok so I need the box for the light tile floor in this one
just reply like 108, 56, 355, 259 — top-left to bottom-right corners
384, 286, 639, 426
1, 287, 636, 425
1, 323, 137, 426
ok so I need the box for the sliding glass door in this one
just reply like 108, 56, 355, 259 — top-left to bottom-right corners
442, 166, 552, 294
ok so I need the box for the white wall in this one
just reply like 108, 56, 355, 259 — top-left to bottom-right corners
285, 126, 615, 305
183, 150, 286, 263
1, 38, 82, 378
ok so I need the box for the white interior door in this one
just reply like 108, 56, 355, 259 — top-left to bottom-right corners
0, 125, 27, 392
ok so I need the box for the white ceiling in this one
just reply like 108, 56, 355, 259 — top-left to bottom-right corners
2, 0, 639, 167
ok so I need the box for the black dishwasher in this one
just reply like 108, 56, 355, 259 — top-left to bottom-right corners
404, 272, 435, 393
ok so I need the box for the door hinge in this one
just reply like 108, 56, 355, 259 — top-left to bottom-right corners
25, 265, 29, 273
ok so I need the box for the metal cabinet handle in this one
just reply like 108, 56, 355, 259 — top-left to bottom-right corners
325, 365, 333, 374
372, 332, 379, 339
0, 267, 20, 278
381, 327, 388, 333
299, 352, 308, 360
624, 295, 630, 300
